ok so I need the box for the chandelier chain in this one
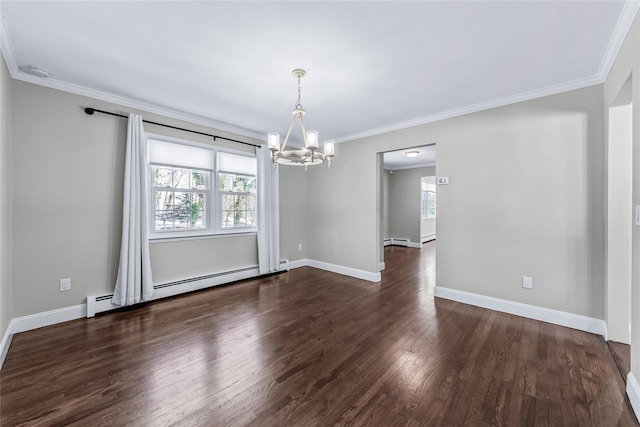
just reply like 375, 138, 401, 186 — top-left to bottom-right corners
295, 75, 302, 110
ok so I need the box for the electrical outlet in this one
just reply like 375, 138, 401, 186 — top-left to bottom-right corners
298, 243, 303, 251
522, 276, 533, 289
59, 278, 71, 292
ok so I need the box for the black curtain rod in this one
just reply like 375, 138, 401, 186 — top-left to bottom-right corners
83, 107, 261, 149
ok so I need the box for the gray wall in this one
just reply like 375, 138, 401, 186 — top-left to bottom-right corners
604, 12, 640, 378
307, 84, 605, 320
1, 54, 12, 339
11, 81, 263, 317
279, 166, 307, 262
386, 166, 436, 243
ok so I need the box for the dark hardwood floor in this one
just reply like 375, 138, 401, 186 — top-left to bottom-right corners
1, 243, 637, 426
609, 340, 632, 384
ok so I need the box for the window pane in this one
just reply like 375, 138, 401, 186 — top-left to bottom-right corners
247, 177, 257, 193
246, 209, 256, 226
155, 190, 174, 211
156, 210, 174, 230
154, 168, 173, 187
191, 209, 205, 230
232, 176, 247, 192
220, 174, 233, 192
191, 171, 208, 189
427, 191, 436, 218
247, 195, 256, 211
236, 194, 247, 211
222, 210, 234, 228
173, 169, 191, 189
191, 193, 206, 229
221, 194, 235, 211
172, 192, 190, 229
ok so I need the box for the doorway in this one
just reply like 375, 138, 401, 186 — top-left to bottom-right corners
379, 145, 436, 270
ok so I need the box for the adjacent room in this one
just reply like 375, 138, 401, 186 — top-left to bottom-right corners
1, 1, 639, 425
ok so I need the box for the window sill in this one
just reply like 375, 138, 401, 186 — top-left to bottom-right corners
150, 230, 257, 243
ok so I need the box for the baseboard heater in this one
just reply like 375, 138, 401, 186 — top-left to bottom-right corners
385, 238, 422, 248
389, 238, 409, 247
87, 265, 260, 318
421, 234, 436, 243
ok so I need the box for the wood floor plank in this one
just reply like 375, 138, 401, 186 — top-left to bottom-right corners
609, 340, 631, 382
1, 244, 637, 426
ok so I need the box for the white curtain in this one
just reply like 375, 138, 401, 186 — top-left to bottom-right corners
257, 147, 280, 274
112, 113, 154, 306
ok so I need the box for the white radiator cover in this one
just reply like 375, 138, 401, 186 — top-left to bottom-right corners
385, 238, 422, 248
87, 265, 260, 317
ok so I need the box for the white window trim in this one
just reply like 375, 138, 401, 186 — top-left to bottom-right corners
146, 133, 257, 240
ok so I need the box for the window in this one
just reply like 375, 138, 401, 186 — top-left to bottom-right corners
421, 181, 436, 219
153, 167, 208, 231
218, 152, 257, 229
148, 136, 257, 238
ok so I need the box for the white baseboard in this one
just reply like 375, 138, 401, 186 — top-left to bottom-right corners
627, 372, 640, 423
12, 304, 86, 334
286, 258, 381, 282
379, 262, 386, 271
288, 258, 308, 270
307, 259, 381, 283
434, 286, 606, 336
0, 322, 13, 370
383, 239, 391, 247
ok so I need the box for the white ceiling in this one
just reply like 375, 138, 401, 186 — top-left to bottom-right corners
1, 1, 636, 148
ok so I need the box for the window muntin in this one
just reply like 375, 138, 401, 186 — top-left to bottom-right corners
147, 136, 257, 238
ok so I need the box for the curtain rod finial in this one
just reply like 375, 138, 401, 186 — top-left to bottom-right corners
84, 108, 95, 115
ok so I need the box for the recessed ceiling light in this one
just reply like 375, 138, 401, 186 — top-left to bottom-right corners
405, 150, 420, 158
18, 65, 49, 78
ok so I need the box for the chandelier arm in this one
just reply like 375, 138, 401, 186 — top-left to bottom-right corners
281, 113, 299, 151
299, 114, 308, 147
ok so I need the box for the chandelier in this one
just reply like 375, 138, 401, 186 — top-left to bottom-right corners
267, 69, 335, 169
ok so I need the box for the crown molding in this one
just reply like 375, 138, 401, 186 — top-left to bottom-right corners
334, 75, 603, 144
598, 0, 640, 81
0, 3, 19, 77
11, 72, 266, 141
